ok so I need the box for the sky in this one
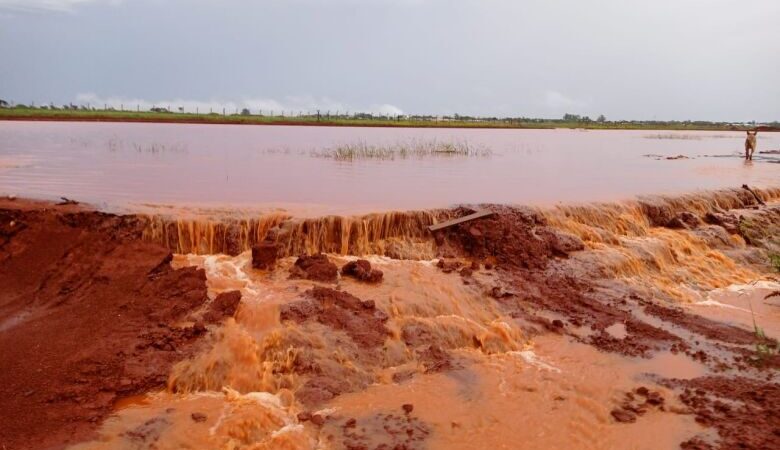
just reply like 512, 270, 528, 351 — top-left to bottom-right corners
0, 0, 778, 121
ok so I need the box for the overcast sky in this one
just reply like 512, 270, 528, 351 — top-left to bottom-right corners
0, 0, 777, 121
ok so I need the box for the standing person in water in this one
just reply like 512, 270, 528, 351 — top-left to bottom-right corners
745, 130, 757, 160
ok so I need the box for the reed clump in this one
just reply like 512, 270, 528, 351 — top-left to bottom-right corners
309, 140, 492, 161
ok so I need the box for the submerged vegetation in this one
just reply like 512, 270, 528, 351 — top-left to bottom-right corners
309, 140, 492, 161
769, 253, 780, 272
644, 133, 705, 140
642, 133, 738, 140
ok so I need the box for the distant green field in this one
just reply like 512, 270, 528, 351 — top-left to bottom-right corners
0, 107, 767, 131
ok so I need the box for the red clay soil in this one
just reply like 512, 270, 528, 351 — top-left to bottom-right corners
280, 286, 389, 349
277, 286, 392, 406
667, 376, 780, 450
0, 200, 236, 450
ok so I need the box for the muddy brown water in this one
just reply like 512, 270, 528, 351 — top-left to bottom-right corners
1, 121, 779, 215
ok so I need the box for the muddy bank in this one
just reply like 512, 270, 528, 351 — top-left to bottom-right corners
0, 199, 237, 449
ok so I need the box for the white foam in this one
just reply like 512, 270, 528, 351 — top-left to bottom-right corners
510, 350, 561, 373
271, 423, 304, 438
722, 281, 780, 293
694, 299, 751, 313
313, 407, 339, 416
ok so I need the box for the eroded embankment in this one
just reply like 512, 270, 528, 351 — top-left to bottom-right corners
141, 209, 445, 257
2, 186, 780, 450
0, 199, 241, 449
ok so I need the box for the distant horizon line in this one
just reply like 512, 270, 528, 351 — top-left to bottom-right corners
0, 101, 776, 126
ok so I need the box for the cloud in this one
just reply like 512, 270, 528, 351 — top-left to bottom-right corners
74, 93, 405, 116
544, 90, 582, 110
0, 0, 119, 13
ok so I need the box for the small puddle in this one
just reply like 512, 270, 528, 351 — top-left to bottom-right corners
692, 282, 780, 338
114, 394, 151, 411
605, 322, 628, 339
629, 351, 708, 380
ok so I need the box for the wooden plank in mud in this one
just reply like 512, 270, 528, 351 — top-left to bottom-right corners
428, 210, 494, 232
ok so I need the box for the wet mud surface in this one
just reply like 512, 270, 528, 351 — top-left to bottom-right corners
668, 376, 780, 450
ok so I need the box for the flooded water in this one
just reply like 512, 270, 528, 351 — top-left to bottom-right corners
72, 252, 711, 450
1, 121, 779, 215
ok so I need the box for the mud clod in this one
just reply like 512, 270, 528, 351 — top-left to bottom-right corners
610, 409, 637, 423
436, 259, 462, 273
416, 344, 454, 373
280, 287, 389, 348
203, 290, 241, 323
341, 259, 384, 283
251, 241, 280, 270
290, 254, 339, 282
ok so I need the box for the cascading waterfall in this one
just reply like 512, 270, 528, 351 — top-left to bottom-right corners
142, 209, 447, 257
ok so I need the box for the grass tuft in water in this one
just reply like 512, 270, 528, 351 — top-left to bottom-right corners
769, 253, 780, 272
746, 290, 779, 366
309, 140, 492, 161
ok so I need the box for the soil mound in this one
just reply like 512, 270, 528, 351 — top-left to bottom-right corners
0, 202, 225, 450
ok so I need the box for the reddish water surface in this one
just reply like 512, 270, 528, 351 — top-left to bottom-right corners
1, 121, 778, 214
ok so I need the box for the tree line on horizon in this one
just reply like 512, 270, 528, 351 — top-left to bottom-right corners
0, 98, 776, 128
